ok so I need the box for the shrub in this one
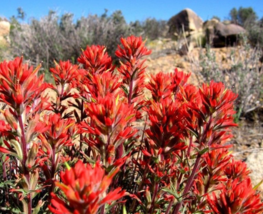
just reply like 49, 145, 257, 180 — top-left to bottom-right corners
0, 36, 262, 214
192, 40, 263, 121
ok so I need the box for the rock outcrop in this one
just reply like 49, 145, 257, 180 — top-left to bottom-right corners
0, 20, 10, 46
204, 20, 246, 47
168, 9, 246, 48
168, 8, 203, 38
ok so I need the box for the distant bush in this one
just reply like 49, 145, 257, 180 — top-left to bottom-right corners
228, 7, 263, 49
9, 9, 167, 73
192, 39, 263, 121
247, 21, 263, 48
130, 18, 167, 40
9, 10, 131, 70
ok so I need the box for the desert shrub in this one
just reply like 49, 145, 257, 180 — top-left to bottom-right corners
229, 7, 257, 27
192, 38, 263, 121
0, 36, 262, 214
9, 10, 130, 71
247, 21, 263, 48
130, 18, 167, 40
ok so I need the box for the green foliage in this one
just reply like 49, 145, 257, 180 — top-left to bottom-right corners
130, 18, 167, 40
9, 8, 167, 75
196, 38, 263, 121
229, 7, 257, 27
212, 16, 221, 21
246, 20, 263, 48
9, 10, 131, 72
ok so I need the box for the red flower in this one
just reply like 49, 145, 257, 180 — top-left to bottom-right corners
0, 120, 12, 137
50, 60, 79, 86
40, 114, 75, 151
79, 95, 137, 165
224, 159, 250, 181
171, 69, 190, 95
118, 61, 146, 105
0, 57, 48, 113
78, 45, 114, 75
145, 98, 187, 155
200, 81, 237, 114
115, 36, 151, 62
146, 71, 173, 102
49, 160, 125, 214
86, 72, 123, 99
207, 177, 263, 214
116, 36, 151, 106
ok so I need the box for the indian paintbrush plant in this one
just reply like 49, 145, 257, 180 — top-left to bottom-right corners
0, 36, 262, 213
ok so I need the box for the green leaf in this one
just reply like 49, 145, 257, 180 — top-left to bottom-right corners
253, 179, 263, 190
162, 188, 180, 200
123, 205, 127, 214
197, 147, 209, 155
64, 162, 71, 170
121, 85, 129, 95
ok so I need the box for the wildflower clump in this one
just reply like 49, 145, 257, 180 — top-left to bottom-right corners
0, 36, 262, 214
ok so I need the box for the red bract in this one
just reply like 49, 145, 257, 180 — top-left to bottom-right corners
79, 95, 137, 165
40, 114, 75, 152
49, 160, 125, 214
195, 149, 231, 196
116, 36, 151, 105
0, 57, 47, 113
146, 71, 173, 102
224, 159, 250, 181
117, 62, 145, 105
145, 98, 187, 155
86, 72, 123, 99
115, 36, 151, 62
0, 120, 12, 137
200, 80, 238, 114
50, 60, 79, 86
171, 69, 190, 94
78, 45, 114, 75
207, 177, 263, 214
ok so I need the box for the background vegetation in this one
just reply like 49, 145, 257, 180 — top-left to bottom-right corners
0, 6, 263, 118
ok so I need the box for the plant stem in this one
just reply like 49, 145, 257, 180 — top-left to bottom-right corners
165, 199, 174, 214
100, 204, 105, 214
149, 181, 159, 214
172, 154, 202, 214
128, 78, 134, 105
18, 114, 32, 214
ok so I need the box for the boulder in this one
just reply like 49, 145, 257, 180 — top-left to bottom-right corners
168, 8, 203, 38
204, 20, 246, 47
246, 150, 263, 195
203, 18, 220, 46
0, 20, 10, 46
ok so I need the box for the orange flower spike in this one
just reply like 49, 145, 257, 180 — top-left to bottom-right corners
207, 177, 263, 214
0, 57, 47, 113
200, 81, 237, 113
146, 71, 173, 102
78, 45, 114, 75
41, 113, 75, 149
87, 72, 123, 99
50, 60, 79, 86
49, 161, 125, 214
116, 36, 151, 61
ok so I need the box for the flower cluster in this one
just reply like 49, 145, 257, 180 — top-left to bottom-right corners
0, 36, 262, 214
49, 161, 125, 214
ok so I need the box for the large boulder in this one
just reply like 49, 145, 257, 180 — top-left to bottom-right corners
0, 19, 10, 46
204, 20, 246, 47
168, 8, 203, 38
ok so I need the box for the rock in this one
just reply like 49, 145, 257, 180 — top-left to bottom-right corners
168, 8, 203, 38
0, 20, 10, 46
204, 20, 246, 47
246, 150, 263, 194
203, 18, 220, 46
